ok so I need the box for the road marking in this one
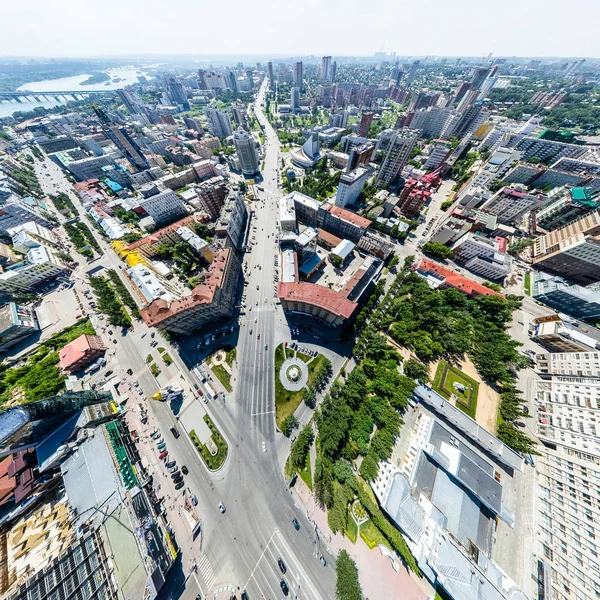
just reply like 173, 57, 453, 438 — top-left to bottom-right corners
251, 410, 275, 417
196, 553, 216, 591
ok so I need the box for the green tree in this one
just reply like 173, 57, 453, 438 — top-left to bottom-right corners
335, 550, 362, 600
290, 424, 314, 469
281, 415, 298, 437
421, 242, 453, 260
403, 359, 430, 383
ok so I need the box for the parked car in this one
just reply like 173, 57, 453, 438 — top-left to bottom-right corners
165, 460, 176, 468
280, 580, 289, 596
174, 481, 184, 490
157, 442, 166, 451
181, 465, 189, 475
158, 451, 168, 460
278, 558, 287, 574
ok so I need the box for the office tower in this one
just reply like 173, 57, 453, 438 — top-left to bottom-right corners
295, 61, 303, 89
452, 81, 471, 106
331, 61, 337, 82
321, 56, 332, 81
390, 67, 403, 87
205, 107, 233, 138
470, 67, 491, 91
267, 62, 275, 90
405, 60, 419, 87
358, 112, 374, 137
168, 78, 188, 108
106, 126, 150, 170
448, 103, 486, 139
197, 69, 208, 90
376, 129, 418, 188
233, 128, 259, 175
347, 143, 375, 173
290, 87, 300, 112
335, 167, 371, 208
117, 88, 139, 114
534, 351, 600, 600
246, 69, 253, 90
227, 70, 238, 93
231, 105, 249, 130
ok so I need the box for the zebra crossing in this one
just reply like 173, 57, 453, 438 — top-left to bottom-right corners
196, 553, 216, 591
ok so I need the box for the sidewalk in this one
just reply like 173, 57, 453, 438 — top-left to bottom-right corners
293, 481, 429, 600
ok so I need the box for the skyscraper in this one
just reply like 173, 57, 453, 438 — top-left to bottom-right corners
405, 60, 420, 87
321, 56, 332, 81
117, 89, 139, 114
267, 62, 275, 90
376, 129, 418, 188
246, 69, 254, 90
295, 61, 303, 89
390, 67, 403, 87
358, 112, 374, 137
197, 69, 208, 90
227, 70, 238, 93
233, 128, 259, 175
470, 67, 491, 91
290, 87, 300, 112
205, 107, 233, 138
331, 61, 337, 83
168, 78, 188, 108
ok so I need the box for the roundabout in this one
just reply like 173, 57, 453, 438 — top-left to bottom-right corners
279, 356, 309, 392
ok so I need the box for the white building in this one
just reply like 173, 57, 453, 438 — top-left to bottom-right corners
9, 221, 54, 254
139, 190, 187, 226
423, 140, 452, 171
279, 195, 297, 233
535, 353, 600, 600
335, 167, 371, 208
127, 264, 174, 304
453, 233, 512, 280
376, 129, 418, 188
408, 107, 453, 139
232, 128, 259, 175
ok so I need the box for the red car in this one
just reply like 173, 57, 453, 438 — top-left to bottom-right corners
197, 389, 203, 396
159, 451, 168, 460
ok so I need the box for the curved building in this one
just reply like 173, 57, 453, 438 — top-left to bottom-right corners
232, 128, 259, 175
291, 134, 322, 169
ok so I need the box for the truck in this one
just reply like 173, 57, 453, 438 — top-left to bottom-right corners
204, 383, 216, 400
85, 362, 101, 375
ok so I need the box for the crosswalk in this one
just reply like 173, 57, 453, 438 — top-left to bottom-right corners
196, 553, 216, 591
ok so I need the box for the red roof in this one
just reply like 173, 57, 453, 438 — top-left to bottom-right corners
317, 228, 343, 248
59, 334, 106, 371
278, 282, 357, 319
323, 204, 371, 229
416, 258, 503, 297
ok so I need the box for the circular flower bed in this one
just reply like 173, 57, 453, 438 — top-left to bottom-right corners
286, 365, 301, 382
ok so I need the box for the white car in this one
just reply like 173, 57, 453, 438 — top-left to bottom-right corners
262, 441, 267, 453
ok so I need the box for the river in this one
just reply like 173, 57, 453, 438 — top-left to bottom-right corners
0, 67, 149, 118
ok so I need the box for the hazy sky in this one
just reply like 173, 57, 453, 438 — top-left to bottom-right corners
2, 0, 599, 59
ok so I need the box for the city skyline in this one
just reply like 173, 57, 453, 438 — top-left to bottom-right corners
2, 0, 600, 58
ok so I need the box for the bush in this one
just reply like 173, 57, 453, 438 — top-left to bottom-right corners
422, 242, 453, 260
336, 550, 362, 600
281, 415, 298, 436
150, 363, 161, 377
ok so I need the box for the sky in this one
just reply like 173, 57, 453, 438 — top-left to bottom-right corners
2, 0, 599, 59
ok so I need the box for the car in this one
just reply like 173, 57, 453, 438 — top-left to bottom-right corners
181, 465, 189, 475
218, 502, 226, 513
108, 330, 113, 335
170, 426, 180, 439
262, 441, 267, 452
264, 344, 268, 350
113, 339, 117, 344
151, 332, 155, 338
165, 460, 176, 468
241, 592, 249, 600
169, 466, 179, 474
319, 555, 327, 567
292, 518, 300, 531
280, 580, 289, 596
127, 368, 133, 376
191, 494, 198, 506
159, 451, 168, 460
171, 471, 182, 480
155, 437, 164, 445
249, 328, 252, 335
290, 435, 296, 442
257, 333, 260, 339
174, 481, 185, 490
197, 389, 203, 396
193, 383, 199, 390
157, 442, 166, 451
278, 558, 287, 574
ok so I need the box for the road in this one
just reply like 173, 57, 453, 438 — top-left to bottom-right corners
30, 84, 337, 600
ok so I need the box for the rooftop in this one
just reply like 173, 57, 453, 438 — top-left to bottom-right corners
321, 203, 371, 229
277, 282, 357, 319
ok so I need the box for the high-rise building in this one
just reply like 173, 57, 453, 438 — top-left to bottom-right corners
390, 67, 403, 87
205, 107, 233, 138
0, 302, 38, 351
405, 60, 420, 87
533, 210, 600, 285
168, 78, 188, 108
183, 116, 204, 135
321, 56, 332, 81
246, 69, 254, 90
227, 70, 238, 93
295, 61, 303, 89
117, 88, 139, 114
335, 167, 371, 208
358, 112, 374, 137
267, 62, 275, 90
347, 143, 375, 173
331, 61, 337, 83
231, 104, 249, 130
447, 103, 487, 140
232, 128, 259, 175
197, 69, 208, 89
534, 351, 600, 600
470, 67, 491, 91
105, 126, 149, 170
290, 87, 300, 112
376, 129, 418, 188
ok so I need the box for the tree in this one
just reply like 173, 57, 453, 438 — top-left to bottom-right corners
421, 242, 453, 260
330, 254, 343, 267
290, 424, 314, 469
359, 454, 379, 481
335, 550, 362, 600
403, 359, 430, 383
281, 415, 298, 436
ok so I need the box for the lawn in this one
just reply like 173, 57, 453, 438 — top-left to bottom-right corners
298, 452, 313, 490
346, 515, 358, 544
360, 520, 390, 550
432, 360, 479, 419
212, 364, 232, 392
162, 352, 173, 366
149, 363, 161, 377
296, 350, 312, 363
524, 272, 531, 295
190, 415, 228, 470
225, 346, 236, 366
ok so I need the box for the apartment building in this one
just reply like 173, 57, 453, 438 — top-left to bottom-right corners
139, 189, 187, 226
535, 352, 600, 600
481, 185, 545, 224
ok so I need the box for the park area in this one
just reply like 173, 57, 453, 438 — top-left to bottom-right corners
432, 360, 479, 419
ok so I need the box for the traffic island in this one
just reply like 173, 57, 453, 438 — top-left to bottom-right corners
189, 415, 228, 470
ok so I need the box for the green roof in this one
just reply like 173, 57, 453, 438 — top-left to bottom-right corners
570, 187, 599, 207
